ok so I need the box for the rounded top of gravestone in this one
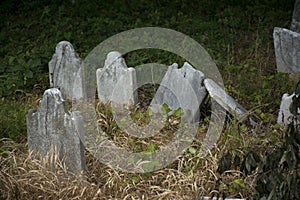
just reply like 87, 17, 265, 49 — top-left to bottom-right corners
105, 51, 122, 67
57, 41, 73, 49
55, 41, 75, 58
43, 88, 64, 101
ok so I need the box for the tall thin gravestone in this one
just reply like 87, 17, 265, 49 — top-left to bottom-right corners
49, 41, 86, 100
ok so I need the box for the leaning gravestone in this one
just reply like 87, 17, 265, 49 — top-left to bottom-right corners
150, 62, 207, 122
204, 78, 257, 126
49, 41, 86, 100
26, 88, 86, 173
204, 79, 247, 121
96, 51, 138, 106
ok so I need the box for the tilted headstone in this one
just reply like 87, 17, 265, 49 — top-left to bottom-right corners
291, 0, 300, 33
204, 78, 256, 126
96, 51, 138, 106
26, 88, 86, 173
278, 93, 295, 125
150, 62, 207, 122
49, 41, 86, 100
273, 27, 300, 75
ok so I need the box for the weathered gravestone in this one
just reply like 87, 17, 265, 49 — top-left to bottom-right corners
27, 41, 87, 173
287, 82, 300, 154
204, 78, 256, 126
150, 62, 207, 122
273, 0, 300, 75
96, 51, 138, 106
49, 41, 86, 100
278, 93, 295, 125
273, 27, 300, 75
274, 1, 300, 125
291, 0, 300, 33
26, 88, 86, 173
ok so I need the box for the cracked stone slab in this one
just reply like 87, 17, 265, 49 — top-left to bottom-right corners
49, 41, 86, 100
26, 88, 86, 173
150, 62, 207, 122
96, 51, 138, 106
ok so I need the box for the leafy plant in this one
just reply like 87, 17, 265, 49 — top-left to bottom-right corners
252, 83, 300, 199
253, 124, 300, 199
0, 97, 34, 141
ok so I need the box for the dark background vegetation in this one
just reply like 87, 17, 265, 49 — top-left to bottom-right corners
0, 0, 299, 199
0, 0, 296, 140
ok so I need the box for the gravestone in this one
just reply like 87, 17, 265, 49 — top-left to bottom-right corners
150, 62, 207, 122
96, 51, 138, 106
273, 27, 300, 75
26, 88, 86, 173
49, 41, 86, 100
273, 0, 300, 75
204, 78, 255, 125
278, 93, 295, 125
291, 0, 300, 33
288, 82, 300, 145
274, 1, 300, 125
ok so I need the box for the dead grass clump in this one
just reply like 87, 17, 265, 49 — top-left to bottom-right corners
0, 133, 259, 199
1, 101, 278, 199
0, 138, 102, 200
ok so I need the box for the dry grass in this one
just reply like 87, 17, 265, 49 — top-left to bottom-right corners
0, 100, 281, 199
0, 140, 256, 199
0, 139, 102, 200
0, 83, 286, 200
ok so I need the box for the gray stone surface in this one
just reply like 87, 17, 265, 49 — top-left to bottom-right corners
277, 93, 295, 125
273, 27, 300, 75
49, 41, 86, 100
96, 51, 138, 106
150, 62, 207, 122
291, 0, 300, 33
26, 88, 86, 173
204, 78, 250, 122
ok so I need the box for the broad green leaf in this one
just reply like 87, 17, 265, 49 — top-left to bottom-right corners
188, 147, 196, 155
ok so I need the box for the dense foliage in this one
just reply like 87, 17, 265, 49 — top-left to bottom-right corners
0, 0, 296, 139
0, 0, 295, 97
